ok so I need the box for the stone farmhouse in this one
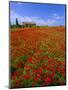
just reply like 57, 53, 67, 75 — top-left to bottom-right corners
22, 22, 36, 28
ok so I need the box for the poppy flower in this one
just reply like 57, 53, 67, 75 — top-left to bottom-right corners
45, 77, 51, 84
33, 69, 38, 73
39, 67, 43, 74
28, 57, 33, 63
34, 77, 39, 82
36, 74, 41, 78
23, 74, 30, 80
16, 62, 22, 68
25, 64, 31, 70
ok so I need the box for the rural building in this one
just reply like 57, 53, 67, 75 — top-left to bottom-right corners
22, 22, 36, 28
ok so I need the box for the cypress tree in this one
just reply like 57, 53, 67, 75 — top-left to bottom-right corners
16, 18, 19, 27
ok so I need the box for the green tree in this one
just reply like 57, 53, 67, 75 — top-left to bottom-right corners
16, 18, 19, 27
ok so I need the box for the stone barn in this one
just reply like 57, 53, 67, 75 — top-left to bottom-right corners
22, 22, 36, 28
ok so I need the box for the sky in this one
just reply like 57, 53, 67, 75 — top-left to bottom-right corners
10, 1, 66, 26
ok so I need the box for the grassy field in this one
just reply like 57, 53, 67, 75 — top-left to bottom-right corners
10, 26, 66, 88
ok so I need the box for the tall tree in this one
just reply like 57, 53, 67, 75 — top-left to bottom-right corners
16, 18, 19, 27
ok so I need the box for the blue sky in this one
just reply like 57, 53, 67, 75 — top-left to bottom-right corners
10, 2, 65, 26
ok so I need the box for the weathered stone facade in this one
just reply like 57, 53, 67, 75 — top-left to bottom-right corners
22, 22, 36, 28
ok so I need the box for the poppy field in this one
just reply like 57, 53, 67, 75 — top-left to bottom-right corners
10, 26, 66, 88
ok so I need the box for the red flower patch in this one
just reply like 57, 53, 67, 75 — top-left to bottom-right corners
45, 77, 51, 84
28, 57, 33, 63
23, 74, 30, 80
25, 64, 32, 70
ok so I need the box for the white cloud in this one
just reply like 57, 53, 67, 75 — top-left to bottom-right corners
10, 10, 20, 19
53, 13, 64, 20
10, 10, 64, 26
10, 10, 46, 25
45, 19, 56, 25
55, 16, 64, 20
10, 10, 22, 24
21, 16, 33, 22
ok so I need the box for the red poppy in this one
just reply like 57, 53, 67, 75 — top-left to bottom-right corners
13, 71, 19, 76
11, 71, 19, 80
44, 56, 49, 59
25, 65, 31, 70
28, 57, 33, 63
36, 74, 41, 78
16, 62, 22, 68
45, 77, 51, 84
38, 67, 43, 74
33, 69, 38, 73
34, 77, 39, 82
23, 74, 30, 80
